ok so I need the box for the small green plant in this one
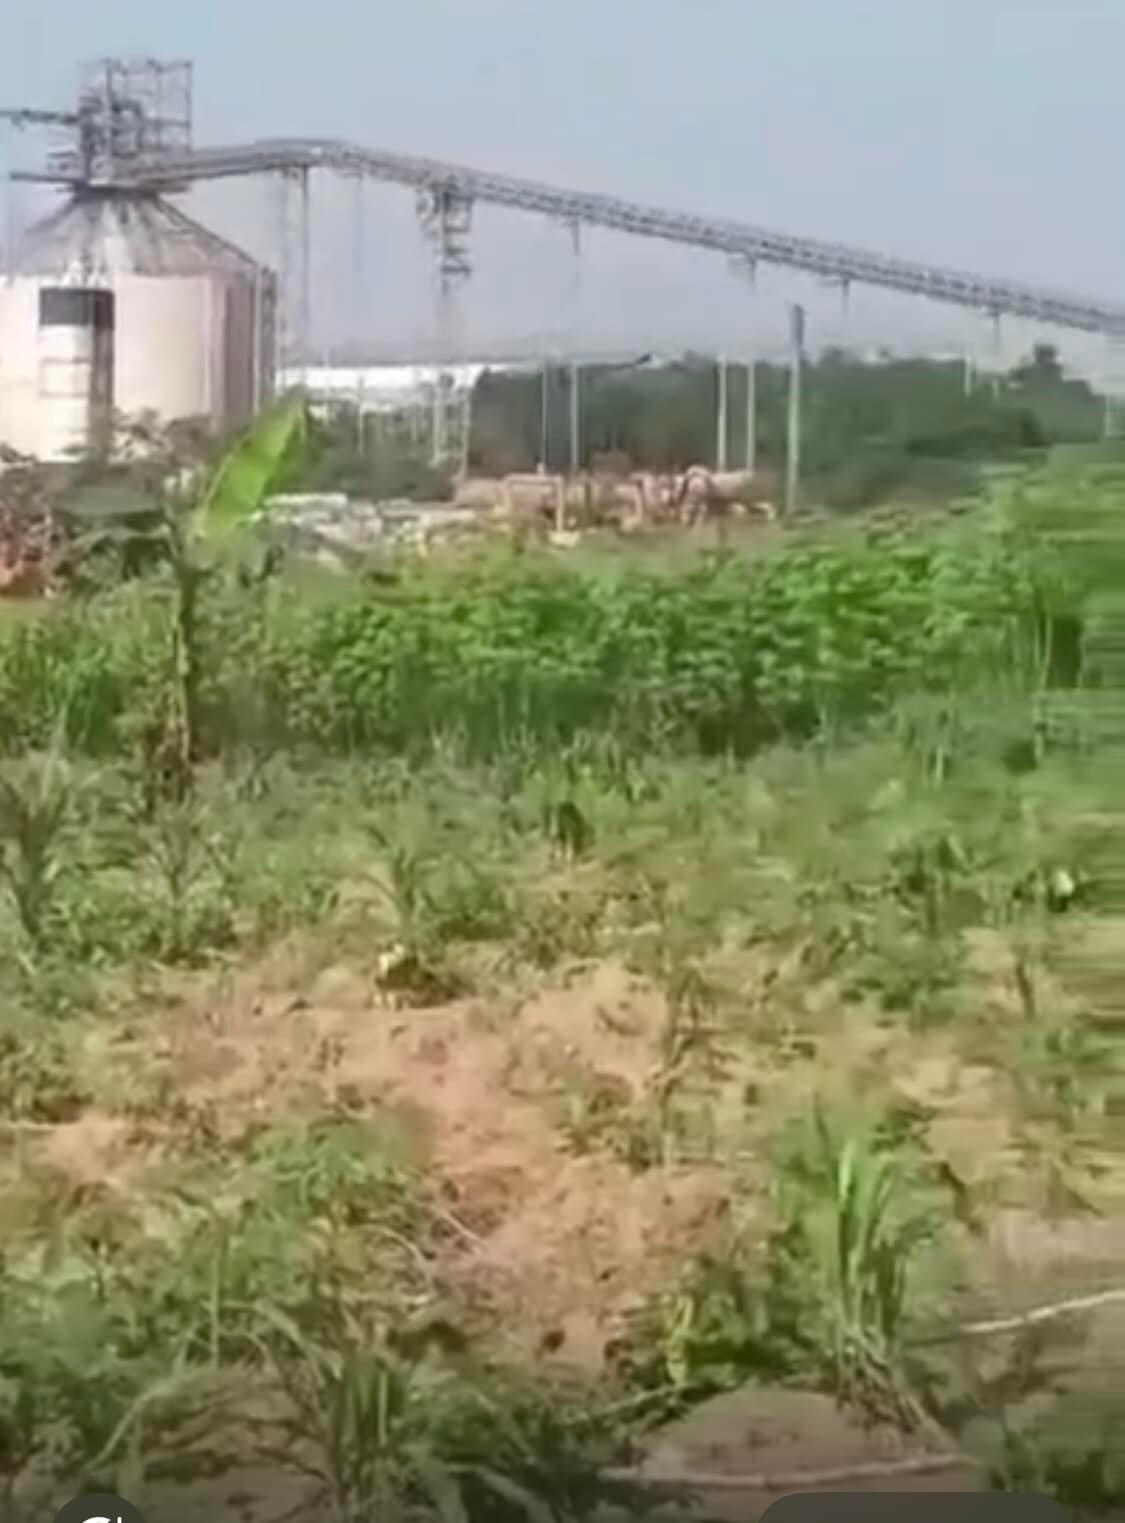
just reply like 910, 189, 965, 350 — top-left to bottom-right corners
611, 1231, 820, 1414
614, 1102, 940, 1428
254, 1300, 439, 1522
991, 1410, 1125, 1509
0, 715, 77, 950
802, 1104, 936, 1425
1010, 1019, 1110, 1135
367, 819, 438, 956
142, 796, 216, 960
255, 1296, 623, 1523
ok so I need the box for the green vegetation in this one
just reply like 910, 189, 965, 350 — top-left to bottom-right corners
468, 342, 1103, 506
0, 513, 1051, 762
0, 416, 1121, 1518
290, 343, 1104, 514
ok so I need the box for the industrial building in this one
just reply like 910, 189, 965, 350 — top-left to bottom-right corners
0, 193, 275, 461
3, 56, 1124, 468
0, 60, 276, 463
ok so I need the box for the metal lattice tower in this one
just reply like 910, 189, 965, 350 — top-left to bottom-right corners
273, 166, 312, 376
2, 58, 195, 283
415, 185, 473, 463
52, 59, 192, 185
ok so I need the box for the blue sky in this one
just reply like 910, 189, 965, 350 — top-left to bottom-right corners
2, 0, 1121, 369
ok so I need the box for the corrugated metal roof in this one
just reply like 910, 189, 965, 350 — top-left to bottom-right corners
10, 191, 263, 280
279, 363, 493, 394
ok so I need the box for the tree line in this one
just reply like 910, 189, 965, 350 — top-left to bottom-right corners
288, 342, 1106, 511
467, 342, 1104, 506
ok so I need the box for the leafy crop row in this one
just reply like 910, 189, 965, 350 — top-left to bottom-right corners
0, 523, 1051, 763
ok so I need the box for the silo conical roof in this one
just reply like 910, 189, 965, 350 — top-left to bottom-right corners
11, 191, 262, 281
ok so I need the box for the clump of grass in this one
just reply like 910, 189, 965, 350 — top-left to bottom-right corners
257, 1292, 635, 1523
801, 1103, 937, 1425
612, 1101, 941, 1430
0, 715, 78, 952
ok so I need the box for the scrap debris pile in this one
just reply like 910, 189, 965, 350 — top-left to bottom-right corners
0, 448, 60, 597
0, 449, 782, 600
258, 464, 779, 568
255, 494, 483, 565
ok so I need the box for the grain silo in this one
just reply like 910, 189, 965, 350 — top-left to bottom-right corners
0, 60, 276, 463
0, 192, 276, 462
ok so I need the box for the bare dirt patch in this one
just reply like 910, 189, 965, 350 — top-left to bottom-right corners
34, 1110, 138, 1192
634, 1388, 985, 1520
70, 942, 1115, 1382
14, 937, 1114, 1519
109, 955, 737, 1370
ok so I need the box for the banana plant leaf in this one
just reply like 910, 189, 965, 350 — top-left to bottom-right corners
194, 393, 307, 537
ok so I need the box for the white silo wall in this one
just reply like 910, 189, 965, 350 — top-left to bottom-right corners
38, 312, 100, 461
112, 276, 215, 425
0, 193, 276, 463
0, 282, 113, 461
98, 272, 265, 431
0, 281, 45, 459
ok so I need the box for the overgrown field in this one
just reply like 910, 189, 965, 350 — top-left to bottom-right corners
0, 511, 1054, 761
0, 468, 1122, 1520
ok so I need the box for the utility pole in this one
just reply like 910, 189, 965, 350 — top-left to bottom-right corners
250, 263, 262, 410
784, 303, 805, 517
1101, 335, 1125, 440
275, 171, 293, 376
430, 366, 443, 465
2, 128, 17, 279
540, 356, 550, 468
297, 167, 311, 390
716, 353, 729, 470
350, 169, 366, 435
745, 355, 756, 474
739, 254, 758, 474
989, 310, 1002, 400
569, 218, 582, 474
461, 384, 473, 476
569, 362, 580, 474
572, 360, 581, 472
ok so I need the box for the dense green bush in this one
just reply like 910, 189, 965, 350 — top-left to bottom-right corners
0, 519, 1050, 764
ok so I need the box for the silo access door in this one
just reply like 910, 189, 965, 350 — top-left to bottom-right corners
37, 287, 115, 460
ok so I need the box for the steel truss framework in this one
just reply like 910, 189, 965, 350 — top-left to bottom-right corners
12, 136, 1123, 337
